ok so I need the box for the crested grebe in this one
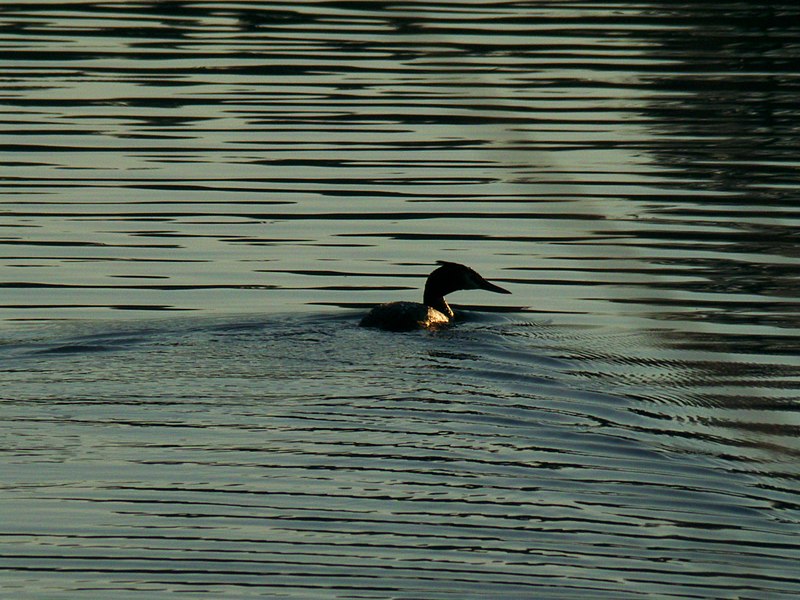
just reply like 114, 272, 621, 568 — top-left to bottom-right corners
359, 261, 511, 331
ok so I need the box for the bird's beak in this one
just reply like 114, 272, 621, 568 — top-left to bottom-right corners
475, 274, 511, 295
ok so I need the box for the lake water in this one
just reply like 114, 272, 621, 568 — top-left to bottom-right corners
2, 1, 800, 598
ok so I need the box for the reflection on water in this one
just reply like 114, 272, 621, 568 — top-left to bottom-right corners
1, 1, 799, 598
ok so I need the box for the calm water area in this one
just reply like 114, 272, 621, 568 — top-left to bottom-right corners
2, 1, 800, 598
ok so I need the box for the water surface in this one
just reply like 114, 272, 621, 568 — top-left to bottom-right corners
2, 1, 800, 598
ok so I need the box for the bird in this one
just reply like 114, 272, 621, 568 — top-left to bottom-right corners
359, 261, 511, 331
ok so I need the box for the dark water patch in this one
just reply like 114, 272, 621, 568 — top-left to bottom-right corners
0, 282, 279, 291
0, 239, 181, 248
1, 304, 194, 316
33, 343, 124, 355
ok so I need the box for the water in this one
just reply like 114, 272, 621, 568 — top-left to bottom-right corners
2, 1, 800, 598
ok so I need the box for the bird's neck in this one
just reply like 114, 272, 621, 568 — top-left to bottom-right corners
423, 291, 453, 318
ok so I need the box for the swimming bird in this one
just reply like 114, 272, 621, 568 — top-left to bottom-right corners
359, 261, 511, 331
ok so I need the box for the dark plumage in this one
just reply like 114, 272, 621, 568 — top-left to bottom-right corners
360, 261, 511, 331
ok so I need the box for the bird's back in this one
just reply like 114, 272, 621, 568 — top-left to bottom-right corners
359, 301, 450, 331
